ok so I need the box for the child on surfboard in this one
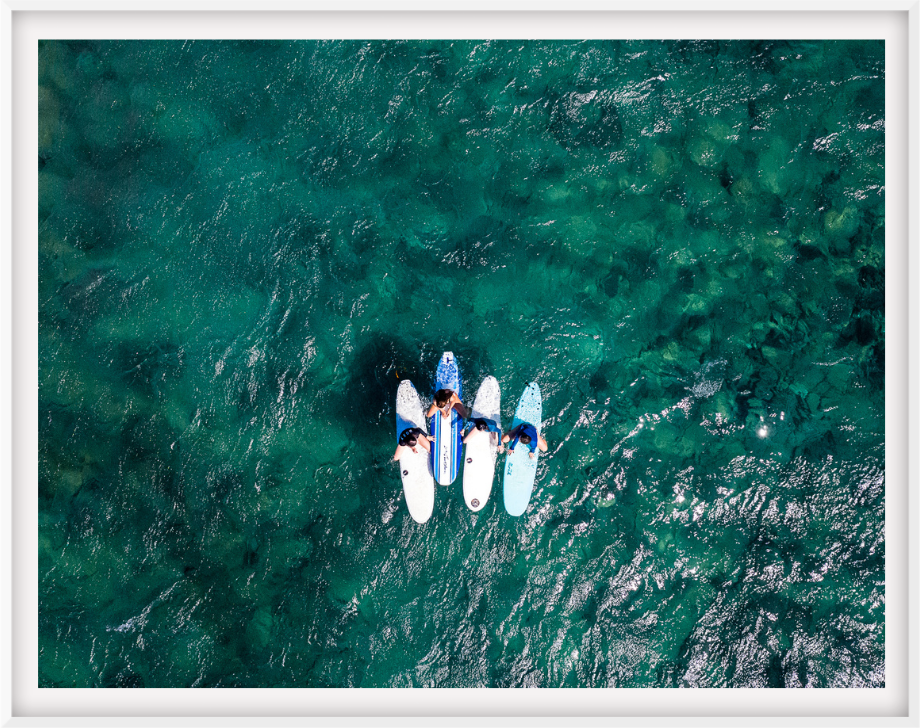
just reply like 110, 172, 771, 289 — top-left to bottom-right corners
426, 389, 469, 421
502, 423, 547, 460
393, 427, 435, 460
462, 417, 504, 452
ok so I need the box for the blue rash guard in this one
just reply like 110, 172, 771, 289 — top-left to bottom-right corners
509, 424, 538, 454
469, 417, 500, 435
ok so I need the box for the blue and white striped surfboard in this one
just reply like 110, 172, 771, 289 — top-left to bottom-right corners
431, 352, 462, 485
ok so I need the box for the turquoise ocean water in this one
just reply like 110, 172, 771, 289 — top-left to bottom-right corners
38, 40, 885, 688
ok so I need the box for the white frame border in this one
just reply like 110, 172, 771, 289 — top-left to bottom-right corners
2, 3, 915, 727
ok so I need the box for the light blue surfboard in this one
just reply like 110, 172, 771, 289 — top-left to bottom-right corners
431, 352, 463, 485
503, 382, 542, 516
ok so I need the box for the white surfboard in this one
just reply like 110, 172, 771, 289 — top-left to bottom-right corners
462, 376, 501, 512
396, 380, 434, 524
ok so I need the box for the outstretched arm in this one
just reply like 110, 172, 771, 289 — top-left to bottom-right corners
425, 402, 438, 418
528, 435, 547, 459
504, 425, 522, 452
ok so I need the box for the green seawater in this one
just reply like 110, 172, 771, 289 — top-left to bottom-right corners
38, 40, 884, 688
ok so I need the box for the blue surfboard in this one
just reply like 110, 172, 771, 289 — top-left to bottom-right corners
431, 351, 463, 485
503, 382, 542, 516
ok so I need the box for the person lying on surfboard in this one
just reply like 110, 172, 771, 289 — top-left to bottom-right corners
393, 427, 435, 460
462, 417, 504, 452
502, 423, 548, 460
426, 388, 469, 421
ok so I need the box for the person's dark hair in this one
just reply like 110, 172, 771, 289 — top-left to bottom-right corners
519, 433, 532, 445
400, 428, 421, 447
435, 389, 452, 407
474, 418, 488, 431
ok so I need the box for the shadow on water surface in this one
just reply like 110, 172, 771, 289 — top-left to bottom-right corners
336, 334, 420, 439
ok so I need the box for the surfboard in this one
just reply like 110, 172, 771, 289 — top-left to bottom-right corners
462, 376, 501, 512
396, 380, 434, 523
431, 351, 462, 486
503, 382, 543, 517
